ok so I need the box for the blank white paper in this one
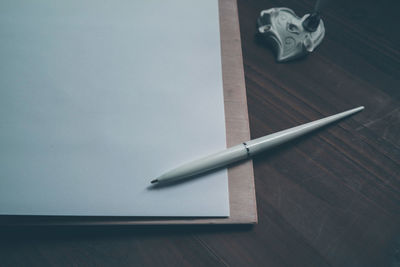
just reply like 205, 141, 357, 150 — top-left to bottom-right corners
0, 0, 229, 216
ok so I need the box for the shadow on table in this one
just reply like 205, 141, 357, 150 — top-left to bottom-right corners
0, 115, 353, 241
0, 224, 253, 242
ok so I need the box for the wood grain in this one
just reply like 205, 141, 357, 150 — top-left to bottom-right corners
0, 0, 399, 266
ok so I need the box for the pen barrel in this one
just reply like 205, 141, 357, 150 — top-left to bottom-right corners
154, 106, 363, 184
246, 106, 364, 155
157, 144, 248, 183
245, 121, 326, 155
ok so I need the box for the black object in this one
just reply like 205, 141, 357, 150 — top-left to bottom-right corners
302, 12, 321, 32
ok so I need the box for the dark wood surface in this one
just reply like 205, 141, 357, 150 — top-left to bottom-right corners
1, 0, 399, 266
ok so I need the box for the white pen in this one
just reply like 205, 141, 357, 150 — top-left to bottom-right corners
150, 106, 364, 185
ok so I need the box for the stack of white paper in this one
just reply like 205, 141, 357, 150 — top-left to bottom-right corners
0, 0, 229, 216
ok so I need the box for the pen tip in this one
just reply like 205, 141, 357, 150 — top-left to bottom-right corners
151, 179, 158, 184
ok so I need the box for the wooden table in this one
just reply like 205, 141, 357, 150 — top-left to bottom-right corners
1, 0, 399, 266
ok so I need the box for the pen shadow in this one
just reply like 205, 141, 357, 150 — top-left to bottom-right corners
146, 160, 248, 190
